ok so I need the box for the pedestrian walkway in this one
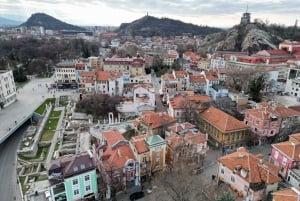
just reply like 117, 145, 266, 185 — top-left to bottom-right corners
0, 77, 73, 144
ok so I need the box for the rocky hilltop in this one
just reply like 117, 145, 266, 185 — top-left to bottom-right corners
19, 13, 85, 31
199, 22, 300, 54
116, 15, 223, 37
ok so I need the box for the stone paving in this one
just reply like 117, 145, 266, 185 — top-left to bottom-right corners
0, 76, 73, 144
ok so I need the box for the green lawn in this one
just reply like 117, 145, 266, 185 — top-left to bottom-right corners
40, 130, 54, 142
35, 98, 56, 115
50, 110, 62, 118
44, 117, 60, 131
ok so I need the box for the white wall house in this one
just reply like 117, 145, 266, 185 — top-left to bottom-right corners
54, 61, 77, 88
285, 68, 300, 98
117, 84, 155, 116
0, 70, 17, 109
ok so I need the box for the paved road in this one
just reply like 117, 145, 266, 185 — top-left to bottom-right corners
0, 77, 74, 200
0, 122, 29, 201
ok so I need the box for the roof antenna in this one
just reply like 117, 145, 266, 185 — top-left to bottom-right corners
246, 4, 248, 13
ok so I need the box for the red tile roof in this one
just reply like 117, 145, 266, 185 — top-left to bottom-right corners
272, 133, 300, 161
219, 147, 281, 184
102, 130, 135, 171
131, 134, 151, 154
272, 187, 300, 201
96, 70, 110, 81
189, 75, 206, 83
169, 95, 211, 110
200, 106, 248, 133
139, 111, 176, 129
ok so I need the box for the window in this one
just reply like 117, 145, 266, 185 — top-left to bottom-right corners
85, 175, 90, 181
274, 151, 279, 159
74, 189, 79, 196
85, 185, 91, 192
221, 168, 224, 174
73, 179, 78, 185
231, 175, 235, 182
282, 157, 287, 166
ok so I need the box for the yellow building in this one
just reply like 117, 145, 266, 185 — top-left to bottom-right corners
130, 134, 166, 177
199, 106, 249, 150
103, 56, 145, 77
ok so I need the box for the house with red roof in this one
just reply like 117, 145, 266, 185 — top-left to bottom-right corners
253, 49, 294, 64
187, 74, 206, 93
217, 147, 281, 201
167, 94, 211, 122
272, 187, 300, 201
279, 40, 300, 54
93, 130, 139, 193
103, 55, 145, 77
165, 122, 208, 167
78, 71, 96, 93
133, 111, 177, 138
270, 133, 300, 180
130, 134, 166, 177
95, 70, 124, 96
199, 106, 249, 151
163, 49, 179, 66
244, 101, 300, 144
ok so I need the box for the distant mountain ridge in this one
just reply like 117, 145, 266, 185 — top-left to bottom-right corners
0, 17, 22, 26
20, 13, 85, 31
116, 15, 223, 37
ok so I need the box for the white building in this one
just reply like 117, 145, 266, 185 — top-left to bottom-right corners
285, 68, 300, 98
117, 84, 156, 116
0, 70, 17, 109
54, 61, 77, 88
210, 57, 227, 70
95, 71, 124, 96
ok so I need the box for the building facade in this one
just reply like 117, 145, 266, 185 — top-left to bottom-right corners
0, 70, 16, 109
199, 106, 249, 150
47, 152, 98, 201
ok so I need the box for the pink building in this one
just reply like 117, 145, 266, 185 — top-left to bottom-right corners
218, 147, 281, 201
244, 102, 282, 145
269, 133, 300, 178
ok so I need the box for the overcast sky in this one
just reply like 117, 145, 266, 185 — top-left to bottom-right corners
0, 0, 298, 27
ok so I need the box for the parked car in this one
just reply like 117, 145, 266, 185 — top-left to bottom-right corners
129, 191, 145, 201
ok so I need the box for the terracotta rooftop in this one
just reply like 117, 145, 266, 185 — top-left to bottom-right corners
169, 95, 211, 110
205, 71, 219, 81
168, 122, 196, 133
200, 106, 248, 133
272, 187, 300, 201
189, 74, 206, 83
102, 130, 135, 171
219, 147, 281, 184
272, 133, 300, 161
96, 70, 110, 81
139, 111, 177, 129
247, 102, 300, 119
131, 134, 151, 154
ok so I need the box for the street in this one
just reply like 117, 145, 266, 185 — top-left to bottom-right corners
0, 122, 29, 201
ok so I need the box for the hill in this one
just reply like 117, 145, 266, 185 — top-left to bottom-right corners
198, 21, 300, 54
116, 15, 223, 37
19, 13, 85, 31
0, 17, 22, 26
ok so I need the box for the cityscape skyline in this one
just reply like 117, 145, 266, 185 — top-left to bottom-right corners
0, 0, 299, 28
